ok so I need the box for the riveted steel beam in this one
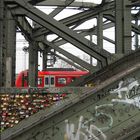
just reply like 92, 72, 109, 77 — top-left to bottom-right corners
104, 14, 140, 35
132, 23, 140, 34
49, 0, 75, 18
97, 13, 103, 49
0, 0, 5, 87
36, 0, 97, 8
115, 0, 132, 54
16, 16, 33, 40
0, 87, 93, 94
28, 41, 38, 87
42, 48, 47, 70
135, 19, 139, 49
5, 7, 16, 87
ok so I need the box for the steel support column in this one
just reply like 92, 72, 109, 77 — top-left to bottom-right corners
97, 13, 103, 69
42, 49, 47, 70
115, 0, 132, 54
123, 0, 132, 53
97, 13, 103, 49
5, 8, 16, 87
135, 19, 139, 49
0, 0, 5, 87
89, 34, 93, 65
28, 42, 38, 87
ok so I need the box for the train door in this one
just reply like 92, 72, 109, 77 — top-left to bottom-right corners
44, 76, 55, 87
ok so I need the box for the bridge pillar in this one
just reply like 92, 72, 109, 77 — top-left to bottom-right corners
5, 9, 16, 87
28, 42, 38, 87
0, 0, 5, 87
97, 13, 103, 49
97, 12, 103, 68
115, 0, 132, 54
135, 19, 139, 49
42, 49, 47, 70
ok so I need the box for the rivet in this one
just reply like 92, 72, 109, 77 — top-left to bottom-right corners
128, 114, 131, 116
111, 131, 114, 133
131, 119, 135, 122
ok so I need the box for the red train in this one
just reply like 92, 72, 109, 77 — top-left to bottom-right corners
16, 68, 88, 87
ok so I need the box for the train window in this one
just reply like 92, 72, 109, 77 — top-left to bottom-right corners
50, 77, 54, 85
45, 77, 49, 85
38, 78, 42, 85
58, 78, 66, 84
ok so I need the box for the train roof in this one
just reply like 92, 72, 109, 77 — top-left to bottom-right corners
18, 70, 89, 76
38, 70, 88, 76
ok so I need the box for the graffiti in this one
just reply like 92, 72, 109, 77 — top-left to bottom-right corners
94, 104, 114, 130
64, 116, 107, 140
64, 78, 140, 140
110, 78, 140, 108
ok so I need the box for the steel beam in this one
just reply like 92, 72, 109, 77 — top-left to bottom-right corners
0, 87, 93, 94
16, 16, 33, 40
42, 49, 47, 70
104, 14, 140, 34
44, 40, 96, 72
0, 0, 5, 87
28, 42, 38, 87
135, 19, 139, 49
97, 13, 103, 49
122, 0, 132, 53
36, 0, 97, 8
5, 8, 16, 87
49, 0, 75, 18
115, 0, 132, 54
132, 23, 140, 34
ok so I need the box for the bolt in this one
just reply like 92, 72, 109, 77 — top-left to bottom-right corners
131, 119, 135, 122
123, 128, 126, 131
111, 131, 114, 133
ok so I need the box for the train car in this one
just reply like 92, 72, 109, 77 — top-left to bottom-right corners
16, 69, 88, 87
